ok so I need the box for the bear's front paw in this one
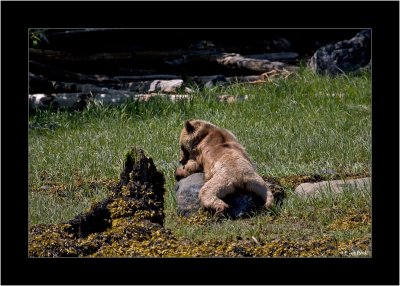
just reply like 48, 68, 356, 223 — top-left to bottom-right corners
175, 167, 186, 181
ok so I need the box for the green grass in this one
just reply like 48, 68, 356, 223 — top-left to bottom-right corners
168, 182, 371, 243
28, 68, 371, 250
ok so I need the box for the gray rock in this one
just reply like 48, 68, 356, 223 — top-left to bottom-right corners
148, 79, 183, 93
174, 173, 266, 218
204, 75, 228, 88
174, 173, 204, 217
294, 177, 371, 197
309, 29, 371, 75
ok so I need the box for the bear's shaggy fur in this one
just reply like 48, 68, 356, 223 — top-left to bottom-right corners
175, 119, 274, 214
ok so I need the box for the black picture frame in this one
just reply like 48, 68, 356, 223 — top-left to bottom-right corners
2, 1, 399, 285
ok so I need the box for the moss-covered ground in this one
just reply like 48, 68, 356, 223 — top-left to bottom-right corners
29, 148, 371, 257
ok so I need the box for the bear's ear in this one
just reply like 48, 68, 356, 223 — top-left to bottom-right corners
184, 120, 195, 133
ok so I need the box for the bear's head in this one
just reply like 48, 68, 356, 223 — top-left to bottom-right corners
178, 120, 216, 164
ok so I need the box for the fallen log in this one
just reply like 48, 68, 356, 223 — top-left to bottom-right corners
30, 48, 132, 62
29, 48, 216, 63
215, 53, 297, 73
114, 74, 181, 81
29, 61, 118, 83
29, 93, 93, 110
188, 74, 266, 84
29, 92, 191, 110
29, 73, 55, 93
30, 48, 297, 75
188, 73, 296, 85
31, 48, 296, 65
227, 69, 295, 84
167, 52, 297, 74
29, 73, 187, 95
29, 73, 142, 93
226, 75, 262, 83
245, 52, 298, 62
29, 91, 138, 110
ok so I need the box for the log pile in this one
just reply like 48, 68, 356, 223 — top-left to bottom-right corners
29, 29, 302, 110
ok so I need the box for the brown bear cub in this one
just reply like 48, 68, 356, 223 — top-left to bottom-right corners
175, 119, 274, 215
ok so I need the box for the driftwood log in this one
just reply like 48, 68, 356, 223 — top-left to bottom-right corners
28, 33, 301, 111
30, 48, 297, 77
29, 92, 191, 110
30, 48, 297, 64
28, 71, 294, 110
29, 73, 185, 93
29, 61, 118, 84
215, 53, 295, 73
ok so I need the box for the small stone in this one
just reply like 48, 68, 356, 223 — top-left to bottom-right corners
294, 177, 371, 197
40, 185, 51, 191
184, 87, 195, 94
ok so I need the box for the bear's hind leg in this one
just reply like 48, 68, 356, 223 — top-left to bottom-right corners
199, 178, 234, 214
245, 175, 274, 209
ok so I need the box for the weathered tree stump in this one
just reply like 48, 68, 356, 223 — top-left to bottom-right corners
28, 148, 166, 257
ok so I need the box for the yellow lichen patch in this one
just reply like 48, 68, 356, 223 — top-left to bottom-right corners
327, 213, 371, 231
88, 228, 371, 258
91, 218, 171, 257
175, 212, 211, 226
107, 198, 141, 219
28, 223, 79, 257
120, 185, 130, 197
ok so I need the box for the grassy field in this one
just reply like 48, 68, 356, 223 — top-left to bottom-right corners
28, 68, 372, 256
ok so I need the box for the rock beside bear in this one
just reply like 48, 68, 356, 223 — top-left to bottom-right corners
174, 172, 206, 217
174, 172, 285, 219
